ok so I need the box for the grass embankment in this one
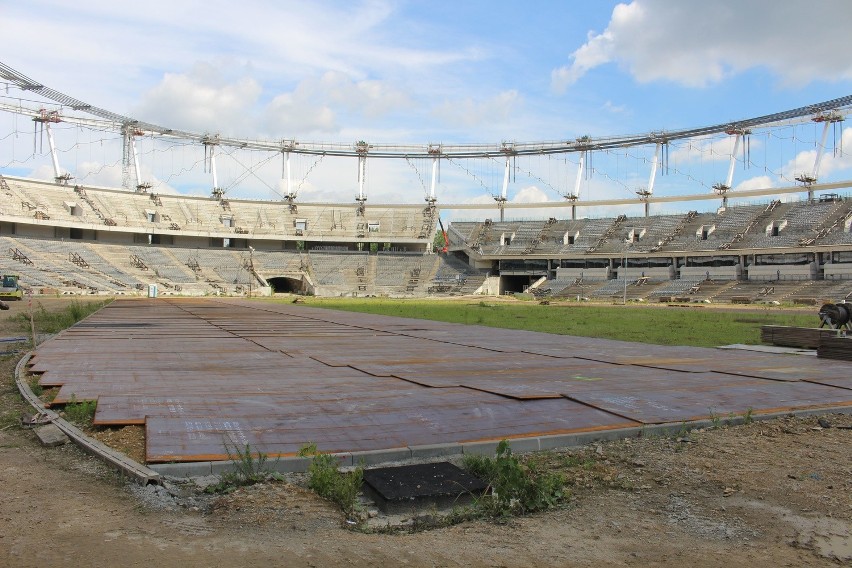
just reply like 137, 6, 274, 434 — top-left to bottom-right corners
293, 298, 813, 347
19, 298, 112, 336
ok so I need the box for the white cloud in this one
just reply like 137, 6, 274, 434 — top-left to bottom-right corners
265, 94, 338, 136
134, 66, 414, 138
602, 101, 628, 115
552, 0, 852, 91
432, 90, 521, 128
264, 72, 411, 136
552, 3, 632, 92
734, 175, 774, 192
134, 63, 262, 135
512, 185, 549, 203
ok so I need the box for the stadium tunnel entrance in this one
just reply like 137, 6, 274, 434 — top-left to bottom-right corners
267, 276, 305, 294
501, 275, 541, 294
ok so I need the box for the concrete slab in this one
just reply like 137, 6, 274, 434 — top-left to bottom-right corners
34, 423, 68, 447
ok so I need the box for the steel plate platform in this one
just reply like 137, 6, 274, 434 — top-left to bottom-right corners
28, 299, 852, 463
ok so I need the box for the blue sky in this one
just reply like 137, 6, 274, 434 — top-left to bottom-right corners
2, 0, 852, 219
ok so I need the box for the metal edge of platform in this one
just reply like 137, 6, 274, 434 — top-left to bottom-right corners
148, 404, 852, 479
14, 352, 161, 486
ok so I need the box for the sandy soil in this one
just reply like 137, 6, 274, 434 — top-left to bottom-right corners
0, 297, 849, 567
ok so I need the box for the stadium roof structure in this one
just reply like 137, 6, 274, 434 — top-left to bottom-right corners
2, 61, 852, 212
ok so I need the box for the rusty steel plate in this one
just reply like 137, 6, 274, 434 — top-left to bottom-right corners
803, 376, 852, 391
568, 377, 852, 424
28, 298, 852, 463
144, 393, 638, 462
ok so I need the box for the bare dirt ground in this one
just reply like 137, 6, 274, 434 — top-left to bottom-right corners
0, 297, 849, 567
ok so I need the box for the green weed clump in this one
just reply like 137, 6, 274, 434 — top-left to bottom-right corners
299, 443, 363, 517
463, 440, 566, 517
63, 394, 97, 426
205, 442, 274, 494
28, 376, 43, 397
226, 441, 269, 484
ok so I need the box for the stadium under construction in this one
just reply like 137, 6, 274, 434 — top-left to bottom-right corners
2, 62, 852, 473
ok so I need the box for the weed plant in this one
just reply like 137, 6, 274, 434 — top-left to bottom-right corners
28, 376, 43, 397
205, 442, 273, 494
63, 394, 97, 426
225, 441, 269, 484
299, 443, 363, 517
462, 440, 566, 517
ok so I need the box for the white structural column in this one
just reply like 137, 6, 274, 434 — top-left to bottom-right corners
573, 152, 585, 198
647, 142, 661, 194
566, 153, 585, 220
501, 153, 511, 202
714, 130, 746, 208
357, 154, 366, 201
637, 143, 661, 217
355, 140, 368, 212
210, 145, 219, 191
206, 140, 222, 198
429, 155, 438, 203
284, 151, 293, 199
426, 145, 441, 206
44, 121, 62, 181
33, 109, 66, 183
495, 151, 511, 221
799, 112, 842, 200
130, 134, 143, 189
725, 133, 743, 190
813, 120, 832, 181
121, 124, 150, 191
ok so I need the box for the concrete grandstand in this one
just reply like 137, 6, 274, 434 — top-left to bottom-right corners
449, 196, 852, 304
1, 169, 851, 304
0, 173, 481, 297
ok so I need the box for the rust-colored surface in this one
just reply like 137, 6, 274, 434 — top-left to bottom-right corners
29, 299, 852, 463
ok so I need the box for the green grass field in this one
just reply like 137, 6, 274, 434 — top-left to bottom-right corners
292, 298, 815, 347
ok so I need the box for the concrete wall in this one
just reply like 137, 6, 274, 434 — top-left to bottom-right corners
171, 235, 213, 248
17, 224, 55, 239
479, 275, 501, 295
555, 267, 611, 280
616, 266, 675, 280
822, 263, 852, 280
746, 263, 817, 281
679, 265, 742, 280
94, 231, 136, 244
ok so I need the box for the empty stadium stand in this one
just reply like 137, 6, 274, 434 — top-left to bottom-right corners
448, 196, 852, 301
2, 172, 852, 302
